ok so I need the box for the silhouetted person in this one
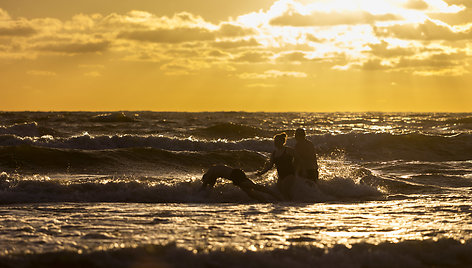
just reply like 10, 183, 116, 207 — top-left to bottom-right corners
256, 133, 296, 200
200, 165, 280, 202
295, 128, 319, 182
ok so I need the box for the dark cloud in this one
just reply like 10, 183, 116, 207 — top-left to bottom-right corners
396, 52, 467, 68
428, 3, 472, 25
35, 41, 110, 54
277, 51, 310, 62
367, 41, 416, 58
217, 23, 255, 37
212, 38, 260, 49
375, 20, 472, 40
361, 59, 391, 70
165, 48, 200, 57
0, 24, 37, 37
118, 27, 215, 43
234, 51, 273, 63
306, 34, 323, 43
206, 50, 228, 57
361, 51, 467, 71
270, 11, 401, 26
403, 0, 429, 10
443, 0, 472, 8
161, 62, 190, 71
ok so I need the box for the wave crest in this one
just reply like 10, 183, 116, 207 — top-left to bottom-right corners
1, 239, 471, 267
1, 132, 470, 162
196, 123, 267, 139
0, 122, 58, 137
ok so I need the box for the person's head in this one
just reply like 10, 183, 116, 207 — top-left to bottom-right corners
295, 128, 306, 141
274, 133, 287, 148
201, 173, 216, 188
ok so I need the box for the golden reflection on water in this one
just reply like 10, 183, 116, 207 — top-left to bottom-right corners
2, 198, 471, 255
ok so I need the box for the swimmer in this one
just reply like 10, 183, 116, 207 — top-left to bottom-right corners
200, 165, 281, 202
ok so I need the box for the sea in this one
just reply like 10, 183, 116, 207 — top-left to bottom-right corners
1, 111, 472, 267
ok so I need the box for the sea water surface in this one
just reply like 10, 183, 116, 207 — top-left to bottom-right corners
1, 112, 472, 267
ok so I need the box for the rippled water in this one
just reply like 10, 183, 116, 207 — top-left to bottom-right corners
1, 112, 472, 267
2, 198, 471, 255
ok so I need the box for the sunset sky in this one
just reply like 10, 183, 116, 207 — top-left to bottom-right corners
1, 0, 471, 112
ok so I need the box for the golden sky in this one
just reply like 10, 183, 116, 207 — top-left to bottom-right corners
1, 0, 471, 112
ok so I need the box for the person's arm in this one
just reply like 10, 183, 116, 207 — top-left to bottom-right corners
256, 153, 274, 176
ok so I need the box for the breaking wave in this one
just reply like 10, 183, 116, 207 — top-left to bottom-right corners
0, 171, 384, 204
1, 239, 471, 268
1, 132, 471, 161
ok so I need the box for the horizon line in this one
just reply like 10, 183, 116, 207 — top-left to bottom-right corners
1, 110, 471, 114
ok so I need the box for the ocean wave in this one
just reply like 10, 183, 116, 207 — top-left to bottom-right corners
1, 132, 471, 161
0, 172, 383, 204
445, 117, 472, 124
0, 122, 58, 137
0, 133, 274, 152
194, 122, 269, 139
90, 112, 139, 123
1, 239, 471, 268
0, 146, 266, 173
313, 132, 472, 161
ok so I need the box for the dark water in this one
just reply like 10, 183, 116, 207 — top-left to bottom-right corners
1, 111, 472, 267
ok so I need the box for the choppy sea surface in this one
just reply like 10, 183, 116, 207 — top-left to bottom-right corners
1, 111, 472, 267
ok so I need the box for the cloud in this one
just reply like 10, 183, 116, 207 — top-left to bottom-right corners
118, 27, 215, 43
276, 51, 312, 63
217, 23, 255, 37
84, 71, 101, 77
212, 38, 260, 49
0, 0, 470, 79
27, 70, 57, 76
79, 64, 105, 69
239, 70, 307, 79
306, 34, 323, 43
0, 8, 10, 21
270, 11, 401, 26
446, 0, 472, 8
356, 51, 469, 75
160, 58, 211, 75
206, 50, 229, 58
0, 22, 37, 37
396, 51, 467, 68
165, 48, 201, 57
117, 21, 254, 44
160, 62, 191, 75
360, 59, 392, 70
412, 67, 468, 76
428, 1, 472, 25
404, 0, 429, 10
367, 41, 416, 58
246, 83, 276, 88
102, 11, 211, 31
375, 19, 472, 40
234, 51, 273, 63
34, 40, 110, 54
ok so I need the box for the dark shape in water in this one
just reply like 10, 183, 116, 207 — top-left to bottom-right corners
91, 112, 139, 122
199, 122, 266, 139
